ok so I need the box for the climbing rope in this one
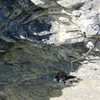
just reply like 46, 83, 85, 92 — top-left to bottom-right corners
70, 36, 100, 71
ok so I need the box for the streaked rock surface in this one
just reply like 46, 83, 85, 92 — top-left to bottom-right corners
0, 0, 100, 100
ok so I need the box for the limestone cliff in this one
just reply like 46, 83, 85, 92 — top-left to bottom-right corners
0, 0, 100, 100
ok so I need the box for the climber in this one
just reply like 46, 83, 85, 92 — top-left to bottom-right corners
53, 70, 68, 83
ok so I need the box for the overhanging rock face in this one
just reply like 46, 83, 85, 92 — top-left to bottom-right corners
0, 0, 52, 42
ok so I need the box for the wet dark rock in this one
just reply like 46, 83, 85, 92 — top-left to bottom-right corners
72, 2, 84, 10
6, 17, 52, 40
28, 20, 51, 33
0, 0, 51, 41
0, 38, 14, 55
6, 0, 14, 12
0, 12, 5, 21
